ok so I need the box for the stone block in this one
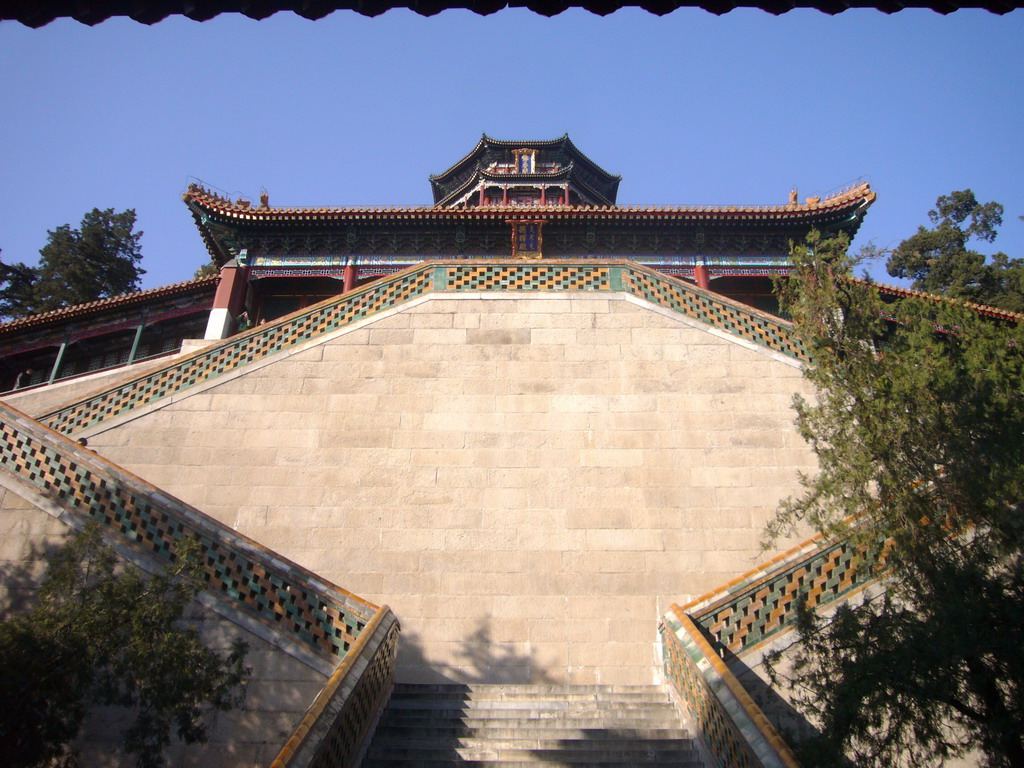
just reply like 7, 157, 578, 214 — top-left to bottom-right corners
418, 594, 495, 619
595, 309, 645, 328
529, 328, 578, 346
516, 527, 586, 552
569, 641, 652, 668
661, 528, 714, 552
571, 298, 608, 313
644, 550, 705, 574
367, 328, 414, 345
529, 618, 609, 643
466, 328, 532, 345
568, 595, 654, 620
697, 466, 753, 487
561, 550, 647, 574
382, 571, 442, 594
517, 298, 572, 314
411, 328, 468, 345
563, 344, 623, 361
576, 327, 632, 345
702, 548, 764, 575
585, 529, 664, 552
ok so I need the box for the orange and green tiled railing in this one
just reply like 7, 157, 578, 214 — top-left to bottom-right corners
39, 259, 807, 436
688, 534, 887, 655
0, 400, 378, 662
660, 609, 799, 768
661, 532, 888, 768
271, 608, 400, 768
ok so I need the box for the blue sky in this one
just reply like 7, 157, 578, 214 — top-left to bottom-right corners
1, 7, 1022, 290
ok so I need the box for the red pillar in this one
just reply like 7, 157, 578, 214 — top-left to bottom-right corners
343, 264, 359, 293
478, 186, 486, 206
694, 264, 710, 290
213, 262, 249, 316
563, 186, 570, 206
501, 186, 508, 206
540, 186, 547, 205
205, 262, 250, 339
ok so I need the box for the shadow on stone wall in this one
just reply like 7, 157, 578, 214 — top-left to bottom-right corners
0, 537, 63, 616
395, 621, 557, 684
725, 647, 857, 768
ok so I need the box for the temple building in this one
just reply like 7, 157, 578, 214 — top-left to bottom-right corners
0, 135, 876, 395
184, 134, 875, 336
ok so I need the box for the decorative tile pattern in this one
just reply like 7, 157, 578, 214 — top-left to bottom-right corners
39, 261, 806, 436
693, 537, 887, 654
41, 268, 433, 434
305, 617, 400, 768
0, 403, 376, 660
444, 264, 611, 291
660, 619, 761, 768
621, 267, 808, 362
662, 533, 890, 767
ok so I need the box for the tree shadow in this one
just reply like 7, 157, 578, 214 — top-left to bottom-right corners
722, 646, 856, 768
394, 621, 556, 685
724, 649, 820, 742
0, 537, 64, 617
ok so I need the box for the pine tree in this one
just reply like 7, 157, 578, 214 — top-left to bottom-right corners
33, 208, 146, 312
0, 208, 146, 321
0, 252, 40, 320
766, 232, 1024, 768
887, 190, 1024, 313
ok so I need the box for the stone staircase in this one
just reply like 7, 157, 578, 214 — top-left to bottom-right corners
361, 683, 704, 767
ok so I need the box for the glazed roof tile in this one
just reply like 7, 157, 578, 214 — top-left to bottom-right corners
868, 278, 1024, 322
429, 134, 621, 183
0, 275, 219, 335
184, 181, 876, 221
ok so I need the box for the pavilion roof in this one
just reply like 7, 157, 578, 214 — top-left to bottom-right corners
869, 278, 1024, 323
429, 134, 621, 206
184, 180, 877, 263
0, 275, 219, 337
184, 180, 876, 223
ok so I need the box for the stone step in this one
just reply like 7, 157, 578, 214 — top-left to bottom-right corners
361, 684, 701, 768
378, 710, 684, 726
389, 690, 672, 703
385, 699, 676, 712
373, 725, 692, 741
392, 683, 670, 696
364, 750, 701, 766
369, 736, 695, 751
364, 762, 704, 768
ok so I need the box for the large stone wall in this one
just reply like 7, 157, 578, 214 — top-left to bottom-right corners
0, 485, 326, 768
86, 293, 817, 685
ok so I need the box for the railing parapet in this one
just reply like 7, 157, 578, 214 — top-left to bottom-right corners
270, 606, 400, 768
0, 400, 376, 664
684, 531, 888, 656
661, 529, 889, 768
660, 608, 800, 768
